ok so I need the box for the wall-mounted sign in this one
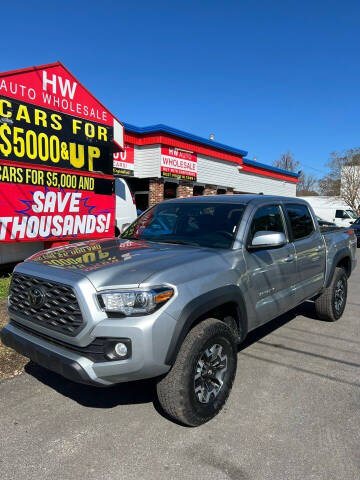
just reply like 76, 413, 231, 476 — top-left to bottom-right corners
161, 146, 197, 181
0, 96, 113, 175
0, 62, 121, 243
113, 143, 134, 176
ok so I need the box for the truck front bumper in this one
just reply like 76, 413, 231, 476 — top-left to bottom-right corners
1, 324, 98, 385
1, 321, 171, 386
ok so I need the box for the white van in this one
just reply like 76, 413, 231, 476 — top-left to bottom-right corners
298, 196, 357, 228
114, 177, 138, 235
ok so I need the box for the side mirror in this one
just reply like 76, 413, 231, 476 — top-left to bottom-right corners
249, 231, 287, 250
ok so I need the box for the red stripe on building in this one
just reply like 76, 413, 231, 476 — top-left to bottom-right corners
241, 164, 298, 183
125, 133, 298, 183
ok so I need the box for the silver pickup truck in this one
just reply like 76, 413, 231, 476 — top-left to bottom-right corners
1, 195, 357, 426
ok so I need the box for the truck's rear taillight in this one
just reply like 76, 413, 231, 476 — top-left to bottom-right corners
348, 229, 355, 236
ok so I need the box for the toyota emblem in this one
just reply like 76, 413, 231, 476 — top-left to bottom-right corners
28, 286, 45, 308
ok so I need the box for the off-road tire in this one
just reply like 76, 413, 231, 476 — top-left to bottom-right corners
315, 267, 348, 322
156, 318, 237, 426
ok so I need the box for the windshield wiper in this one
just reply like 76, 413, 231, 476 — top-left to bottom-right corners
141, 238, 201, 247
161, 240, 200, 247
121, 236, 201, 247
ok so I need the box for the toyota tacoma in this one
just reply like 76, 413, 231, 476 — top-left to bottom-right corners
1, 195, 357, 426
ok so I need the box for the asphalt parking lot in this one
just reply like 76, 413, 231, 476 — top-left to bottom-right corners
1, 265, 359, 480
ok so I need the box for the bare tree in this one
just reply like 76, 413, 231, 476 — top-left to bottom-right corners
340, 165, 360, 213
273, 151, 318, 196
297, 173, 318, 196
319, 148, 360, 212
272, 150, 299, 172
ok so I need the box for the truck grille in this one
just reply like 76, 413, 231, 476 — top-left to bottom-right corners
8, 273, 84, 336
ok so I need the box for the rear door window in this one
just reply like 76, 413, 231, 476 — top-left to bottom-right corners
285, 204, 314, 240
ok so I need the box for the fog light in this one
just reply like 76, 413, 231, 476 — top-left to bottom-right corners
114, 342, 128, 357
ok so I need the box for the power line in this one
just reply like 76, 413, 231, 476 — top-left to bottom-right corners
299, 162, 327, 175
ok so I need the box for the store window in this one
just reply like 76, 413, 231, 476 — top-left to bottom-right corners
193, 185, 204, 196
164, 182, 178, 200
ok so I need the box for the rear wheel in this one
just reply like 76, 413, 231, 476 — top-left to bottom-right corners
315, 267, 348, 322
156, 318, 237, 426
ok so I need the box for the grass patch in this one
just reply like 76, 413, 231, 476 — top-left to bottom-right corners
0, 271, 28, 381
0, 275, 11, 299
0, 299, 28, 381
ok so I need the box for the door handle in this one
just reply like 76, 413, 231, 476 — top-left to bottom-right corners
284, 254, 295, 263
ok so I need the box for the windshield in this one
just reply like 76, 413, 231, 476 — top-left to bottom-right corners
122, 202, 246, 249
347, 210, 357, 219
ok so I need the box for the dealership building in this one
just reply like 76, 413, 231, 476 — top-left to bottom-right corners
114, 123, 299, 211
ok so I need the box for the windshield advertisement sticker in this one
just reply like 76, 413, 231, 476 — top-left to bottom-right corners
161, 146, 197, 181
27, 239, 150, 270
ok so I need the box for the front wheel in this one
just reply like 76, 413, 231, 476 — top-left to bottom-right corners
156, 318, 237, 426
315, 267, 348, 322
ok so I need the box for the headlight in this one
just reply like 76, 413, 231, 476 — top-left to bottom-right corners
98, 287, 174, 316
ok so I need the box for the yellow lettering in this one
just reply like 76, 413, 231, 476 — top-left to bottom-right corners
16, 105, 31, 124
0, 99, 12, 118
49, 136, 60, 163
0, 124, 12, 155
88, 146, 100, 171
34, 109, 47, 127
38, 133, 49, 161
72, 119, 82, 135
50, 113, 62, 130
85, 123, 95, 138
69, 143, 85, 168
26, 130, 38, 159
13, 127, 25, 157
98, 126, 107, 141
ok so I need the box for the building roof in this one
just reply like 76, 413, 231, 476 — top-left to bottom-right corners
123, 123, 248, 157
124, 122, 299, 179
242, 158, 299, 178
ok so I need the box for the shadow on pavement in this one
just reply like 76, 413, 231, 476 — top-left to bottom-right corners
25, 361, 157, 408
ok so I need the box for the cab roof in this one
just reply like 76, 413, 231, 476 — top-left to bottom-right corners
161, 194, 308, 206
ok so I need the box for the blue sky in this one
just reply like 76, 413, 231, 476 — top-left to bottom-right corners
1, 0, 359, 178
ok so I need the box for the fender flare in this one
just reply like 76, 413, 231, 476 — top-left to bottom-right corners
325, 248, 352, 288
165, 285, 248, 366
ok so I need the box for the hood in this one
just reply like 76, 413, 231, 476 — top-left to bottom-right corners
25, 237, 221, 289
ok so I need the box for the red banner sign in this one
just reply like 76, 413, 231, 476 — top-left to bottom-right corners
0, 63, 113, 127
0, 62, 122, 244
0, 180, 114, 243
161, 146, 197, 181
113, 143, 134, 176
